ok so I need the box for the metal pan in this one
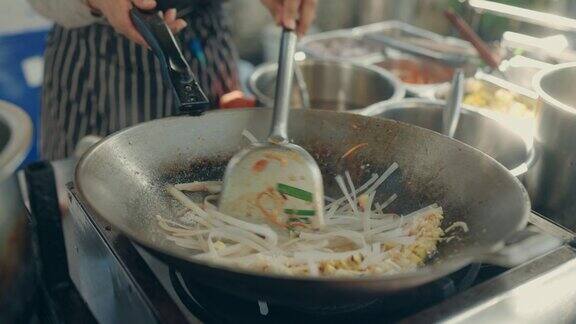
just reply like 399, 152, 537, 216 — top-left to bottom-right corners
75, 108, 529, 306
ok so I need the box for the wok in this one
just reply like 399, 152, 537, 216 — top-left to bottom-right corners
75, 108, 530, 306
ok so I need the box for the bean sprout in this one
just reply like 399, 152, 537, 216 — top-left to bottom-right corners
157, 161, 454, 277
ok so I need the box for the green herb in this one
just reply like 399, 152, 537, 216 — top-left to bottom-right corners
277, 183, 313, 202
284, 209, 315, 216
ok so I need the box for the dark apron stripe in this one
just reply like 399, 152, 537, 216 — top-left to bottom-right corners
41, 5, 239, 160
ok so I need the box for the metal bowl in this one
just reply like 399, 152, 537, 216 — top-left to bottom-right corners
249, 59, 405, 113
363, 99, 533, 178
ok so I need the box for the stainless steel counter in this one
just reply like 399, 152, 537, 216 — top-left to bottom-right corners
405, 245, 576, 323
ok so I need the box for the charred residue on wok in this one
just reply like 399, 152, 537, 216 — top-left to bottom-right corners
158, 157, 230, 185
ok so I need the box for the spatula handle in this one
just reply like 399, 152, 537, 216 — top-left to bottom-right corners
269, 29, 298, 144
442, 69, 464, 138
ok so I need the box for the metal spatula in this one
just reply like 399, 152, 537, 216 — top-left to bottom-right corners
219, 29, 324, 230
442, 69, 464, 138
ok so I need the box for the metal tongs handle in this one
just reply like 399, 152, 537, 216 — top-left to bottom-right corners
269, 29, 298, 144
294, 62, 310, 109
130, 9, 209, 115
443, 69, 464, 138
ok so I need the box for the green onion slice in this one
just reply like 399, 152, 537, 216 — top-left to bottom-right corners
277, 183, 313, 202
284, 209, 315, 216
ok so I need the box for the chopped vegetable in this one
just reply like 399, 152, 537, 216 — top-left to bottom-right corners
277, 183, 313, 202
252, 159, 269, 173
341, 143, 368, 160
284, 209, 315, 216
461, 79, 535, 118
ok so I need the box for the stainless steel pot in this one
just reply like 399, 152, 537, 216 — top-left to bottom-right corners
0, 100, 33, 319
0, 101, 32, 180
527, 63, 576, 230
362, 99, 534, 179
248, 59, 405, 113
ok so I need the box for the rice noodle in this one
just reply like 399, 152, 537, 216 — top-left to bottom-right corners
344, 171, 358, 207
335, 175, 359, 218
325, 173, 378, 211
242, 129, 258, 144
363, 162, 399, 197
375, 194, 397, 213
363, 191, 376, 233
157, 160, 455, 277
169, 186, 278, 245
445, 221, 469, 233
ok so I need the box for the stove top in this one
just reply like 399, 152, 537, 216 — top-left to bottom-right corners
62, 186, 576, 323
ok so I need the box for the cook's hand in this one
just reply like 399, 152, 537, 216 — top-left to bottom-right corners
261, 0, 317, 36
87, 0, 187, 46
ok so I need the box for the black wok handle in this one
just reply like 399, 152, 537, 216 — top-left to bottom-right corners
130, 8, 209, 115
24, 161, 70, 293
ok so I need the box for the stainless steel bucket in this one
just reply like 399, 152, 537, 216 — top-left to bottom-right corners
0, 100, 32, 227
0, 100, 33, 318
363, 99, 533, 179
526, 63, 576, 230
248, 59, 405, 113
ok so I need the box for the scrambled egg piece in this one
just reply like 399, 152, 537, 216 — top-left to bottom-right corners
463, 80, 535, 118
314, 211, 444, 277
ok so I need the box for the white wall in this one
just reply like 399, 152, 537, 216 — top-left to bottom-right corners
0, 0, 51, 35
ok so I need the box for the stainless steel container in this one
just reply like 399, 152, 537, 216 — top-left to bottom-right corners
0, 101, 32, 180
0, 100, 32, 225
363, 99, 533, 179
298, 29, 384, 63
249, 59, 405, 113
0, 100, 33, 318
354, 21, 477, 66
527, 63, 576, 230
369, 53, 456, 98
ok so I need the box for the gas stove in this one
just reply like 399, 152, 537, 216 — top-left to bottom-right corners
21, 156, 576, 323
60, 185, 576, 323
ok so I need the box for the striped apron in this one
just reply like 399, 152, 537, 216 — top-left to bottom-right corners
40, 4, 239, 160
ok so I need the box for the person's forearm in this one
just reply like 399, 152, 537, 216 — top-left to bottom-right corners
27, 0, 103, 29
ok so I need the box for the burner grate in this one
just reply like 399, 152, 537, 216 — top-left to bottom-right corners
169, 263, 481, 323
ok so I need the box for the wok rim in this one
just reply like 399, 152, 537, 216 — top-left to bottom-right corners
75, 108, 530, 285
